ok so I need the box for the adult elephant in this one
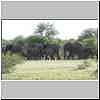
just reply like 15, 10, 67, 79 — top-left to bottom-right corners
31, 43, 44, 60
22, 43, 44, 60
2, 43, 45, 60
2, 43, 23, 55
22, 43, 61, 60
10, 44, 23, 54
64, 41, 83, 59
81, 47, 95, 59
43, 44, 61, 60
64, 41, 96, 59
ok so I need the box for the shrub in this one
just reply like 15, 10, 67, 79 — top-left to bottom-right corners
76, 60, 91, 70
2, 52, 24, 73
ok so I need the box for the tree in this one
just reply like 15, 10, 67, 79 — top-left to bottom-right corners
78, 28, 98, 41
45, 23, 59, 39
25, 35, 49, 45
34, 23, 46, 36
13, 36, 25, 45
78, 28, 98, 57
34, 22, 59, 39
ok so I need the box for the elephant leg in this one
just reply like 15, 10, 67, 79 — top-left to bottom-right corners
64, 51, 66, 59
45, 55, 49, 60
69, 53, 73, 60
51, 56, 55, 60
56, 50, 60, 60
57, 56, 61, 60
67, 52, 71, 59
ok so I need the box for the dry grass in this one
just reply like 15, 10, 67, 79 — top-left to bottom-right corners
2, 59, 98, 80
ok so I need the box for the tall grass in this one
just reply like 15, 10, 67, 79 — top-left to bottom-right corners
2, 52, 24, 73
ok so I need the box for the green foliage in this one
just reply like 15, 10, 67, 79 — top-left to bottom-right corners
12, 36, 25, 45
24, 35, 49, 45
23, 35, 62, 45
34, 22, 59, 38
47, 38, 62, 45
82, 37, 97, 48
2, 52, 24, 74
78, 28, 98, 41
78, 28, 98, 56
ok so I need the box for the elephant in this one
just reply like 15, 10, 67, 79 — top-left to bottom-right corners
2, 44, 13, 55
21, 43, 44, 60
2, 41, 96, 60
22, 43, 61, 60
80, 47, 95, 59
64, 41, 96, 59
3, 43, 61, 60
11, 44, 22, 54
31, 43, 44, 60
21, 44, 34, 60
2, 43, 26, 58
3, 44, 13, 53
2, 43, 44, 60
43, 44, 61, 60
64, 41, 83, 59
6, 44, 23, 55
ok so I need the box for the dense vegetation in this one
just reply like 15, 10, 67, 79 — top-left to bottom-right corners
2, 52, 24, 74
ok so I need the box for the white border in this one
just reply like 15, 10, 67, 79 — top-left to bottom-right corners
1, 18, 99, 81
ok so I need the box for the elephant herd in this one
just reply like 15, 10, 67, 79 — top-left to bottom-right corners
2, 41, 97, 60
64, 41, 96, 59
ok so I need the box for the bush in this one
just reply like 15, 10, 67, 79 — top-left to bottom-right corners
24, 35, 49, 45
2, 52, 24, 73
76, 60, 91, 70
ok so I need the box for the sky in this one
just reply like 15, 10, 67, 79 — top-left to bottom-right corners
2, 20, 98, 40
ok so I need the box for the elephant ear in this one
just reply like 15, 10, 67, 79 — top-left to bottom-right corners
64, 42, 72, 50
